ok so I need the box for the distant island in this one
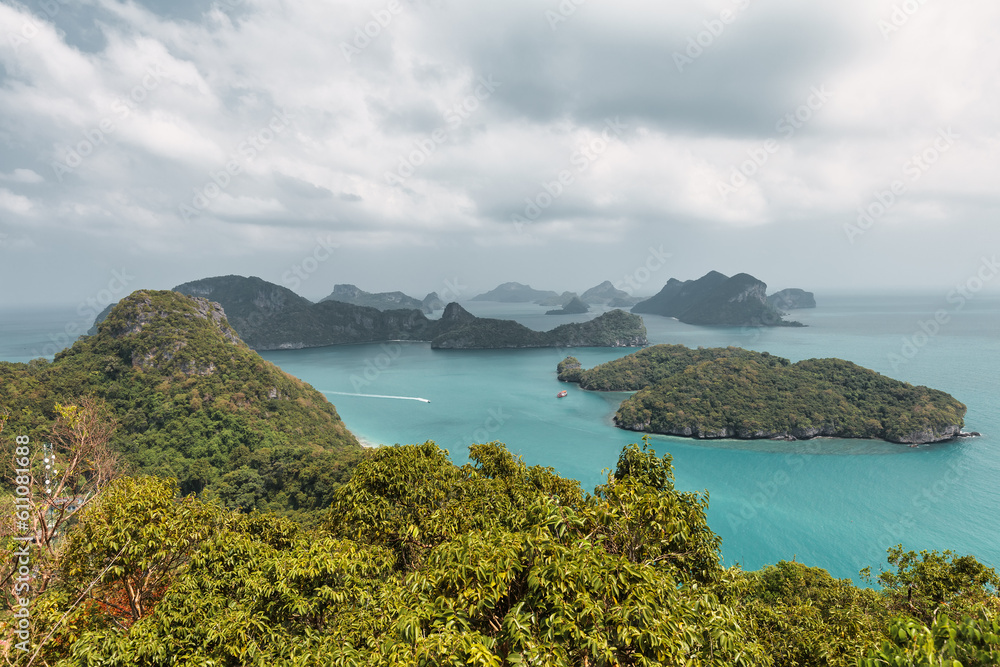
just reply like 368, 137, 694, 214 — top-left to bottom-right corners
631, 271, 806, 327
473, 280, 643, 308
434, 307, 645, 349
767, 288, 816, 311
321, 283, 443, 314
88, 276, 648, 351
579, 280, 642, 307
472, 282, 559, 303
558, 344, 968, 444
546, 296, 590, 315
536, 291, 579, 307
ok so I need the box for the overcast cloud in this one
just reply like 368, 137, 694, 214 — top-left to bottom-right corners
0, 0, 998, 305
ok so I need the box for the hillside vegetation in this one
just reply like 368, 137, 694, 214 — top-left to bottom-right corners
2, 439, 997, 665
0, 290, 362, 519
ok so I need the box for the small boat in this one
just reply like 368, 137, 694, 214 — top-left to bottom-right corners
557, 390, 568, 398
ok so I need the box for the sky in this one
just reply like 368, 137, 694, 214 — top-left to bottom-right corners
0, 0, 998, 306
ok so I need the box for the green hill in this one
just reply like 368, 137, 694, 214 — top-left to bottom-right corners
559, 344, 968, 444
1, 290, 362, 517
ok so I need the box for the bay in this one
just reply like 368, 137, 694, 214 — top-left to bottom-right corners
260, 293, 1000, 581
2, 293, 997, 582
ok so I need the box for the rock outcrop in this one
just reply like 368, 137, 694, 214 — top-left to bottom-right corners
632, 271, 802, 327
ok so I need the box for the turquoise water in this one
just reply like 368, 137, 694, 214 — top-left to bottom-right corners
258, 294, 1000, 581
2, 294, 997, 581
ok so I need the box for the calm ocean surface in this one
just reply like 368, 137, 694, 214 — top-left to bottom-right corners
2, 293, 998, 581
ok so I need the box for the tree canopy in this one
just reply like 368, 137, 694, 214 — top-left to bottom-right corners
3, 437, 996, 666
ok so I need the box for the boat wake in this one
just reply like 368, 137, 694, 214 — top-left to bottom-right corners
320, 390, 430, 403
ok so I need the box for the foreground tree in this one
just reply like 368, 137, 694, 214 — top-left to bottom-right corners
860, 613, 1000, 666
2, 398, 119, 601
864, 545, 1000, 625
859, 546, 1000, 667
5, 440, 999, 667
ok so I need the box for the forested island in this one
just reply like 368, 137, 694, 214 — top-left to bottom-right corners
631, 271, 808, 327
431, 305, 645, 348
167, 276, 646, 350
320, 283, 443, 314
544, 296, 590, 315
2, 294, 998, 664
558, 344, 969, 444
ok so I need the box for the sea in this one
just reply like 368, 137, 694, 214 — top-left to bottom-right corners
2, 293, 998, 583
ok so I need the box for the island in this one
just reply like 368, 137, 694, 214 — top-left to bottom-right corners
472, 282, 559, 303
557, 344, 969, 444
433, 306, 645, 349
545, 296, 590, 315
580, 280, 642, 307
631, 271, 803, 327
421, 291, 446, 313
536, 291, 579, 307
767, 288, 816, 311
321, 283, 441, 313
88, 276, 648, 351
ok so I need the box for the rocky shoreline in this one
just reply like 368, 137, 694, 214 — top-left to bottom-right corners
614, 420, 979, 445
